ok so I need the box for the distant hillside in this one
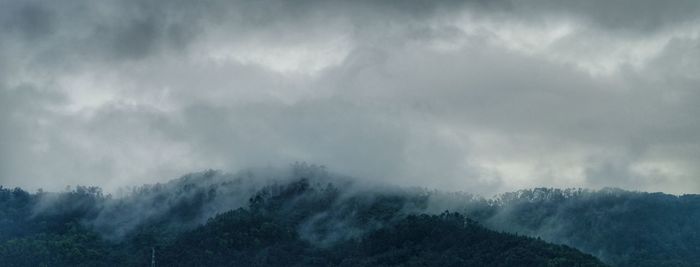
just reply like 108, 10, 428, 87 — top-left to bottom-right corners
466, 188, 700, 267
0, 165, 697, 266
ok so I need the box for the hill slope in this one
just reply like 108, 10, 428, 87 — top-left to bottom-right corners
0, 169, 606, 266
2, 165, 698, 266
159, 208, 604, 267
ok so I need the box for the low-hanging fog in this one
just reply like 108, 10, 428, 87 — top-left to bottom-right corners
1, 0, 700, 194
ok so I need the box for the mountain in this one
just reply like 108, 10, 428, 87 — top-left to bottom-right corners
0, 175, 604, 267
0, 165, 696, 266
159, 209, 603, 266
466, 188, 700, 267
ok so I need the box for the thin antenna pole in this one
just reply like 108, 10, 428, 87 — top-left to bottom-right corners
151, 247, 156, 267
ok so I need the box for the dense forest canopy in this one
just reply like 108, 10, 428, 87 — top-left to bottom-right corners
0, 165, 698, 266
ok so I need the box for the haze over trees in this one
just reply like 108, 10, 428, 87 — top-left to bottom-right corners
0, 165, 698, 266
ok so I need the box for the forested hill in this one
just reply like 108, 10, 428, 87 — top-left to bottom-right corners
465, 188, 700, 267
0, 165, 696, 266
0, 175, 603, 267
157, 184, 604, 266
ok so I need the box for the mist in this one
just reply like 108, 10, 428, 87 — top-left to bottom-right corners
10, 164, 694, 266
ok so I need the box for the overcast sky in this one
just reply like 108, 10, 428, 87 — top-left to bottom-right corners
1, 0, 699, 194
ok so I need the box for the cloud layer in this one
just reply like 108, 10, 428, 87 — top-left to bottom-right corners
1, 0, 699, 194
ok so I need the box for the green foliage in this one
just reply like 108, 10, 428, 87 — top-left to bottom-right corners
0, 224, 116, 267
154, 180, 605, 266
157, 208, 605, 267
2, 170, 696, 266
471, 188, 700, 267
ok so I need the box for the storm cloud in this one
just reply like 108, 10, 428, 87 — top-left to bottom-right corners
1, 0, 699, 194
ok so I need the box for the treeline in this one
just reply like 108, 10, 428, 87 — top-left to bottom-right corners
1, 165, 698, 266
473, 188, 700, 267
0, 177, 604, 266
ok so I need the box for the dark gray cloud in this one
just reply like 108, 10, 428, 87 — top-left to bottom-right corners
0, 0, 699, 194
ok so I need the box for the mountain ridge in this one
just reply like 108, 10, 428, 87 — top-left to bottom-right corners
0, 165, 697, 266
